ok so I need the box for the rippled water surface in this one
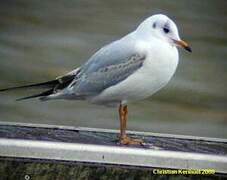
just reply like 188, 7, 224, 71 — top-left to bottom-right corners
0, 0, 226, 138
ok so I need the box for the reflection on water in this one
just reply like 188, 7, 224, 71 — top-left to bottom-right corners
0, 0, 227, 138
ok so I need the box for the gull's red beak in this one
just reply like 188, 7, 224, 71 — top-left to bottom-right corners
174, 39, 192, 52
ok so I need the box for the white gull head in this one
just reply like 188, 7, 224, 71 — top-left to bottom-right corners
136, 14, 191, 52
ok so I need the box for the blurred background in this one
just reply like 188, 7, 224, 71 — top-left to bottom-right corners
0, 0, 226, 138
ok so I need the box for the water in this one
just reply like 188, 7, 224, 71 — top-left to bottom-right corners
0, 0, 227, 138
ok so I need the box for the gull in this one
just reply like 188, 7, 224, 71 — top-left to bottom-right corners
0, 14, 191, 145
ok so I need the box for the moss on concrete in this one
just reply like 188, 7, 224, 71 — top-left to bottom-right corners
0, 159, 222, 180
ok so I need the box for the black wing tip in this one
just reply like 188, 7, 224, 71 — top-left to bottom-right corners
0, 80, 59, 92
15, 97, 31, 101
1, 74, 76, 100
0, 87, 18, 92
15, 89, 53, 101
15, 96, 43, 101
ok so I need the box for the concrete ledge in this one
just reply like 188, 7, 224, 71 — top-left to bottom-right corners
0, 122, 227, 174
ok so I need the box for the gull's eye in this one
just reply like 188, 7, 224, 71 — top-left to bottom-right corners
163, 27, 170, 34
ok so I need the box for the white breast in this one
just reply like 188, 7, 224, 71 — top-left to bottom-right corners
90, 39, 179, 105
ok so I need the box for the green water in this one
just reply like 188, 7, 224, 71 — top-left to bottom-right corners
0, 0, 226, 138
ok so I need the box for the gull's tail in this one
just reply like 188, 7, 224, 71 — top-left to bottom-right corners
0, 74, 76, 101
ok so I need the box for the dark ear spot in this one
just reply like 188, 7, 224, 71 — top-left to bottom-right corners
152, 22, 156, 28
163, 23, 170, 33
163, 27, 170, 33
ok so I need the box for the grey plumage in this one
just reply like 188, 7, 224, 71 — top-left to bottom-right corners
70, 54, 145, 97
64, 39, 146, 98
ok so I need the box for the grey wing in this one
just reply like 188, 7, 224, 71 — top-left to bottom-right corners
68, 40, 146, 97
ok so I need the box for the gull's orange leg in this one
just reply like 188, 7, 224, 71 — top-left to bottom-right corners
118, 104, 144, 145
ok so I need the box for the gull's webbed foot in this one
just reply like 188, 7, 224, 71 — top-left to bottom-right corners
119, 135, 144, 145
